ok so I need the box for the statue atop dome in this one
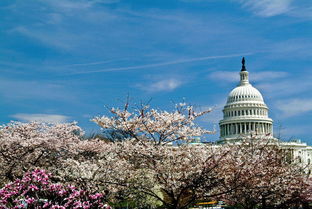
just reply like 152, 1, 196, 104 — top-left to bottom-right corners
239, 57, 249, 85
241, 57, 246, 71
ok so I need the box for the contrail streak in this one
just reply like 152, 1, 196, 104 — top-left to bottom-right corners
68, 52, 253, 75
62, 58, 127, 67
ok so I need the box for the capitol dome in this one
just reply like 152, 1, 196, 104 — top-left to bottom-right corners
227, 84, 264, 104
219, 58, 273, 142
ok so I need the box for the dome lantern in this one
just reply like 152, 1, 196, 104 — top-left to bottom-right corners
239, 57, 249, 86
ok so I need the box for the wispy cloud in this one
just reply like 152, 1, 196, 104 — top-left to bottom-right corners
208, 71, 288, 83
12, 26, 75, 50
43, 0, 119, 11
69, 53, 252, 75
270, 38, 312, 58
257, 77, 312, 99
140, 78, 183, 93
11, 113, 69, 123
0, 78, 76, 101
275, 99, 312, 117
277, 124, 312, 139
236, 0, 293, 17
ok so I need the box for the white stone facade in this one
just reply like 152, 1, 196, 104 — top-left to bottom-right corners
218, 58, 312, 173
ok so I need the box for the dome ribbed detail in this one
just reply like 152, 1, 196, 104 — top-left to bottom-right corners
226, 84, 264, 104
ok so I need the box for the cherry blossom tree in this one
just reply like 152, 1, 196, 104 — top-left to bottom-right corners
64, 140, 234, 209
92, 102, 214, 145
89, 103, 239, 208
0, 169, 110, 209
2, 102, 311, 208
220, 137, 312, 209
0, 122, 83, 185
91, 99, 312, 208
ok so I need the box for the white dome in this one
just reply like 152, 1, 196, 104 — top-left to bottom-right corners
219, 58, 273, 142
226, 84, 264, 104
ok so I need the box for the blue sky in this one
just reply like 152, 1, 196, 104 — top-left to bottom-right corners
1, 0, 312, 142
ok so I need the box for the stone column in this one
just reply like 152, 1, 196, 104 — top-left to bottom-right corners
231, 124, 233, 135
225, 124, 227, 136
224, 125, 226, 136
235, 124, 238, 135
240, 123, 242, 134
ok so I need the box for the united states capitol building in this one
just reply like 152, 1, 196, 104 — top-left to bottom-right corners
217, 58, 312, 171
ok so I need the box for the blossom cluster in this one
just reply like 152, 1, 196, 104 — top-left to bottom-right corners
93, 103, 213, 144
0, 169, 109, 209
0, 122, 84, 184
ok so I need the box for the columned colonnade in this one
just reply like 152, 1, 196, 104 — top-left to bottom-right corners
220, 122, 272, 137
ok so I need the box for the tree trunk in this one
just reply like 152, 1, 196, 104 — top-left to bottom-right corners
261, 197, 266, 209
